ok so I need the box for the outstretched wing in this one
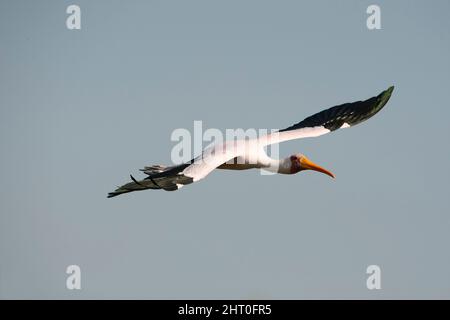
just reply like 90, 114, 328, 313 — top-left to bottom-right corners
262, 86, 394, 145
107, 141, 246, 197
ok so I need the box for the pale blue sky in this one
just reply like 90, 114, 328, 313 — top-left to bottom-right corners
1, 0, 449, 298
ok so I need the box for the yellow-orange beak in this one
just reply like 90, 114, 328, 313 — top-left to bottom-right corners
299, 156, 335, 179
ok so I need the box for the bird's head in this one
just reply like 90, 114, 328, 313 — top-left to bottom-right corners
289, 154, 335, 178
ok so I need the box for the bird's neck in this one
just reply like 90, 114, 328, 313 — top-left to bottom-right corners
263, 157, 293, 174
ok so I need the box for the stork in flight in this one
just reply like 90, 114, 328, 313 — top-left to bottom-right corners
108, 86, 394, 198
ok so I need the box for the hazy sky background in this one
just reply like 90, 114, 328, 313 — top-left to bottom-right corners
1, 0, 449, 299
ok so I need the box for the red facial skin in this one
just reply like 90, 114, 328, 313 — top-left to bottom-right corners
290, 155, 302, 174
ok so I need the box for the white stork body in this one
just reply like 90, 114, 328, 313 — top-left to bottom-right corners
108, 86, 394, 198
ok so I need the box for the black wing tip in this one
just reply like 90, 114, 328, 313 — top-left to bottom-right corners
381, 85, 394, 99
382, 85, 394, 99
375, 85, 395, 112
